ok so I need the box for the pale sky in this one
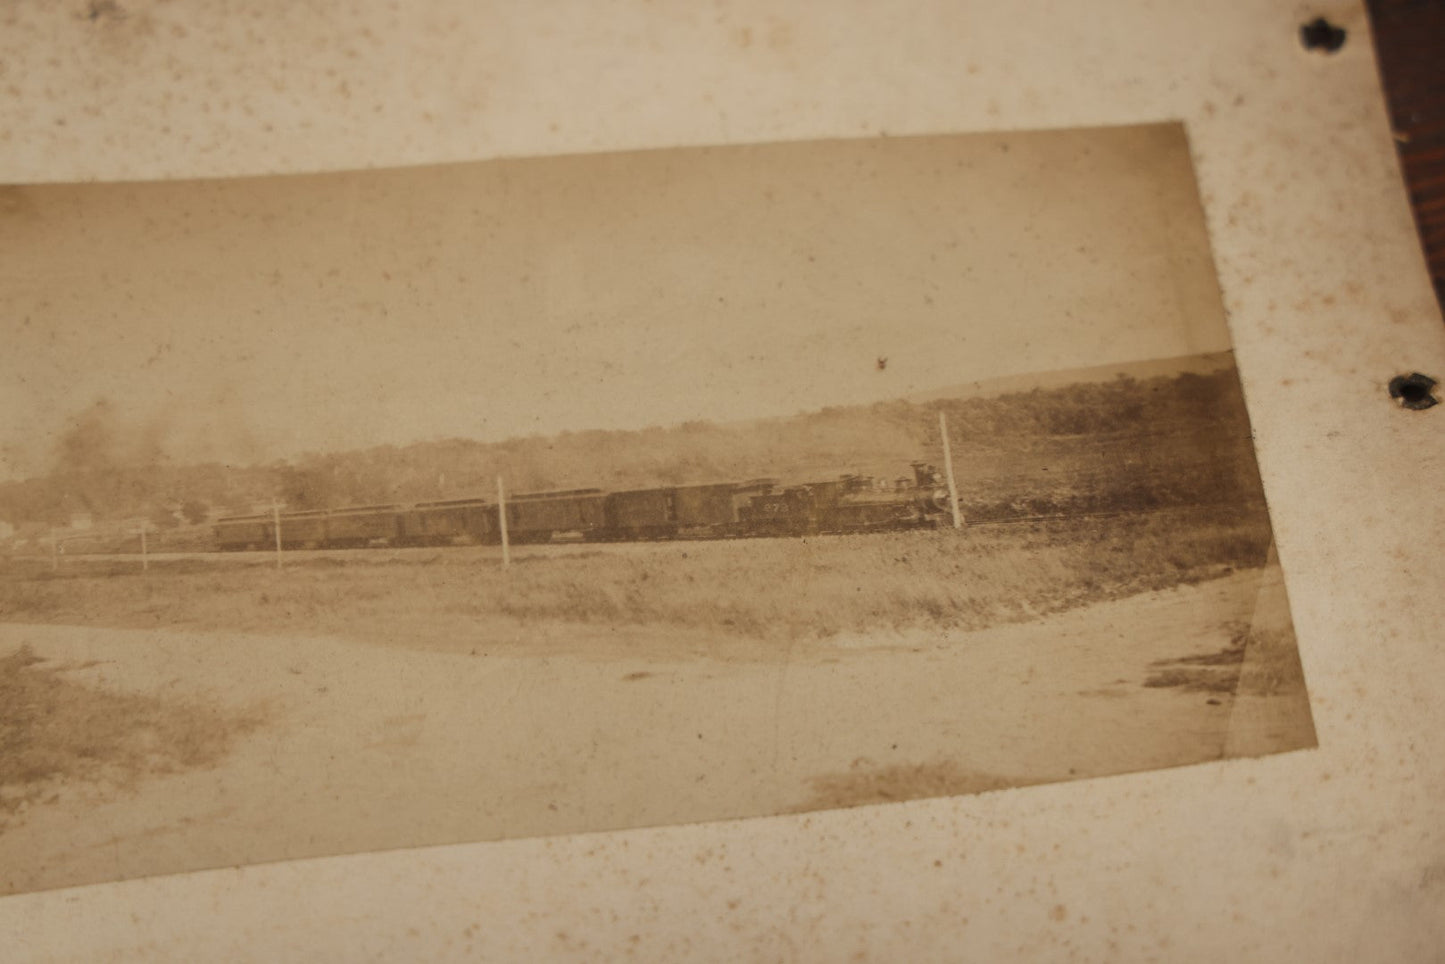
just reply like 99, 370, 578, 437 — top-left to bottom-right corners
0, 123, 1230, 479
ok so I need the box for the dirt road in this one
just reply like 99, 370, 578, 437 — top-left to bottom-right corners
0, 565, 1313, 896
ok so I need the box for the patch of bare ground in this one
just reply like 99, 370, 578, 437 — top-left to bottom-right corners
1144, 622, 1249, 693
0, 644, 265, 827
796, 758, 1047, 811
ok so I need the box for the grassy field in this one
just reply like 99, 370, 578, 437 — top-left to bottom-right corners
0, 503, 1276, 650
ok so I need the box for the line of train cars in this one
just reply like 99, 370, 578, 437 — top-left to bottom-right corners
214, 463, 953, 551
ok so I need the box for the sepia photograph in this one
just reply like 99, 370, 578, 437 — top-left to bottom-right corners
0, 122, 1315, 896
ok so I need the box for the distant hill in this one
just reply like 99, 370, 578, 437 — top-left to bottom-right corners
0, 351, 1267, 542
905, 350, 1236, 405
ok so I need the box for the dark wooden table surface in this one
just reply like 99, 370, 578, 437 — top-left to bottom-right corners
1368, 0, 1445, 312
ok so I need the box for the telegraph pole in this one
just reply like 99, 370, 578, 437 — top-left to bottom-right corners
139, 520, 149, 572
939, 411, 963, 529
496, 476, 511, 569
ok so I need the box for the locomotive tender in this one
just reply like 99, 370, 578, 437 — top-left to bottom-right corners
215, 463, 952, 551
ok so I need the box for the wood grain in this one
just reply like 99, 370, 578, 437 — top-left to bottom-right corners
1369, 0, 1445, 312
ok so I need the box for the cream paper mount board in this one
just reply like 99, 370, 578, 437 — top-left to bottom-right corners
2, 1, 1443, 962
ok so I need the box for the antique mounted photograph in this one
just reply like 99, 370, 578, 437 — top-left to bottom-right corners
0, 122, 1314, 895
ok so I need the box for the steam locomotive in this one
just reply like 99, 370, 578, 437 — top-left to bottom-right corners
215, 463, 953, 551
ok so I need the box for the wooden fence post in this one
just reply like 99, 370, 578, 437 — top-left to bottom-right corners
939, 410, 963, 529
273, 502, 283, 569
496, 476, 511, 569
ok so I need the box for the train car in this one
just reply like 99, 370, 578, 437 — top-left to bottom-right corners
215, 514, 271, 551
398, 498, 494, 546
601, 487, 678, 539
326, 504, 402, 547
505, 489, 607, 543
277, 509, 328, 549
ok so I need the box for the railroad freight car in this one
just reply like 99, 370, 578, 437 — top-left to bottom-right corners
505, 488, 608, 543
326, 504, 402, 548
595, 479, 789, 539
397, 498, 494, 546
277, 509, 329, 548
215, 514, 272, 551
600, 487, 679, 540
